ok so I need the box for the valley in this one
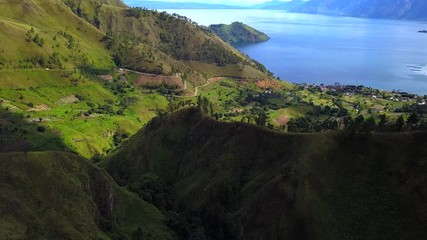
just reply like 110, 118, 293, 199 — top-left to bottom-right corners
0, 0, 426, 239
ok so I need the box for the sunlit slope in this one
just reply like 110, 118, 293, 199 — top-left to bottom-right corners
60, 0, 269, 79
0, 0, 114, 69
0, 0, 273, 159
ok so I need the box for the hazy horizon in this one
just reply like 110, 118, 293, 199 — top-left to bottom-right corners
123, 0, 302, 7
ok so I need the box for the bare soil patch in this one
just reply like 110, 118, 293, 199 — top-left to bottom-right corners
57, 95, 79, 104
28, 104, 50, 112
135, 73, 183, 89
98, 74, 113, 82
256, 78, 284, 90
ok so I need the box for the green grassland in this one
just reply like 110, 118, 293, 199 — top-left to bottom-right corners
0, 0, 114, 70
0, 70, 168, 158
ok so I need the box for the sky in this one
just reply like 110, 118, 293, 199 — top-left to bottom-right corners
124, 0, 293, 7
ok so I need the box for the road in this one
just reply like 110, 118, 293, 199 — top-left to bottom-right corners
177, 77, 224, 98
121, 68, 224, 97
0, 67, 221, 97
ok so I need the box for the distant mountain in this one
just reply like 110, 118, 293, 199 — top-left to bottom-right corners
293, 0, 427, 20
125, 0, 427, 20
251, 0, 306, 10
124, 1, 243, 9
208, 22, 270, 45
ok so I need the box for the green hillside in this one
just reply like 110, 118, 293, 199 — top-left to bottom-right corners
1, 108, 426, 239
59, 0, 269, 79
105, 108, 427, 240
0, 151, 173, 240
0, 0, 114, 70
209, 22, 270, 45
1, 1, 426, 239
0, 0, 273, 158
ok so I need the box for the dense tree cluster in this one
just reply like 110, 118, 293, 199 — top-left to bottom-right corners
286, 112, 427, 133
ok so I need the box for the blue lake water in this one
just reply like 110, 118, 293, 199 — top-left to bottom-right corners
162, 9, 427, 94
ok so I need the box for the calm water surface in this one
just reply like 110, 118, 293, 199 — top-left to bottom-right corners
163, 9, 427, 94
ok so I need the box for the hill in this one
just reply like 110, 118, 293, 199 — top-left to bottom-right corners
0, 151, 173, 239
0, 0, 272, 158
104, 108, 427, 240
60, 0, 268, 78
208, 22, 270, 45
0, 0, 114, 70
292, 0, 427, 20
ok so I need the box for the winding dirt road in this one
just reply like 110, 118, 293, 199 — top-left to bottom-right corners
121, 68, 224, 97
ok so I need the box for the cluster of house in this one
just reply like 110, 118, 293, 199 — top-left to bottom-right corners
388, 91, 426, 105
252, 89, 274, 98
298, 83, 369, 95
298, 83, 427, 105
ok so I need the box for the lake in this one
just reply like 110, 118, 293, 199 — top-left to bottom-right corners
162, 9, 427, 94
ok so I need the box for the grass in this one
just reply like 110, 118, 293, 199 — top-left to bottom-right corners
0, 0, 274, 158
0, 151, 173, 239
1, 66, 416, 157
269, 105, 310, 124
187, 61, 267, 79
0, 70, 169, 158
0, 0, 114, 69
104, 108, 427, 240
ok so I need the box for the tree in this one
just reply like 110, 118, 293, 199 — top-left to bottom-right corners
407, 113, 419, 126
395, 115, 405, 131
256, 111, 267, 126
353, 115, 364, 131
37, 126, 45, 132
378, 114, 387, 131
196, 95, 202, 110
363, 116, 376, 132
132, 226, 144, 240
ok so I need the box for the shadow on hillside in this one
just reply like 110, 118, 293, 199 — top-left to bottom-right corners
0, 108, 68, 153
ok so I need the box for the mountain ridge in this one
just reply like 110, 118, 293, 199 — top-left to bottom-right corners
0, 151, 174, 239
104, 107, 427, 240
292, 0, 427, 20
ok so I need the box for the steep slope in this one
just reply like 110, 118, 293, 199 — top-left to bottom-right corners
0, 0, 272, 158
293, 0, 427, 20
0, 0, 268, 77
350, 0, 427, 19
60, 0, 269, 79
209, 22, 270, 45
0, 0, 114, 69
105, 108, 427, 240
0, 151, 173, 240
